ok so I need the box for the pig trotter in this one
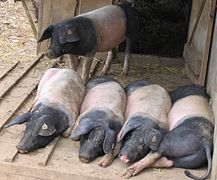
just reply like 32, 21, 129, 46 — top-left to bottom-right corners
121, 161, 145, 178
121, 38, 131, 76
98, 154, 114, 167
98, 142, 121, 167
100, 50, 113, 75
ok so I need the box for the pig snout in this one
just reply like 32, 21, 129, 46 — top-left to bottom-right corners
119, 154, 130, 163
46, 49, 56, 58
16, 143, 29, 154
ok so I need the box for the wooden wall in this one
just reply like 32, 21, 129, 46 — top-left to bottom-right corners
183, 0, 216, 85
206, 11, 217, 180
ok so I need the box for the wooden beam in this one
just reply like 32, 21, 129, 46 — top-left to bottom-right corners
21, 0, 38, 38
199, 0, 217, 85
211, 94, 217, 180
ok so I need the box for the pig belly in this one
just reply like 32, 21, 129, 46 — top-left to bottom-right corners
82, 5, 126, 51
80, 83, 126, 119
125, 85, 171, 126
168, 95, 213, 130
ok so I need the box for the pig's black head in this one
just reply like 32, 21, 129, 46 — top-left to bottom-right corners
37, 17, 97, 58
37, 23, 80, 58
70, 111, 122, 163
118, 116, 163, 163
4, 104, 69, 153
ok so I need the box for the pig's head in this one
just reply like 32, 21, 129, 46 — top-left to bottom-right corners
70, 113, 122, 163
118, 116, 163, 163
37, 22, 80, 58
4, 105, 69, 153
37, 17, 97, 58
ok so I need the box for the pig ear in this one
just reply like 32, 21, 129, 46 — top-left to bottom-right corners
144, 128, 162, 151
4, 112, 32, 128
70, 118, 98, 140
37, 25, 54, 43
118, 119, 142, 142
59, 27, 80, 44
38, 123, 56, 136
103, 128, 116, 154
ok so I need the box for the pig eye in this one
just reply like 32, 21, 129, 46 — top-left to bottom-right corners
89, 128, 105, 146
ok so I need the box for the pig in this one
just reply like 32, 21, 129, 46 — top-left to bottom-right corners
37, 4, 139, 81
122, 84, 214, 180
4, 68, 85, 153
70, 77, 126, 163
98, 80, 171, 167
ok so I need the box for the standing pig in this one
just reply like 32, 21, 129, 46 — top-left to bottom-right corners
4, 68, 85, 153
37, 4, 139, 81
98, 80, 171, 167
70, 77, 126, 163
123, 84, 214, 180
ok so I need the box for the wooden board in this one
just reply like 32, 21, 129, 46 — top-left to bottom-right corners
183, 0, 216, 85
206, 11, 217, 180
0, 131, 208, 180
79, 0, 113, 14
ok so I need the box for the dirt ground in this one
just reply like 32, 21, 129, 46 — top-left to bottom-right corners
0, 0, 36, 64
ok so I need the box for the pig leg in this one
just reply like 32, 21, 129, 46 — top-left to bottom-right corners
149, 157, 173, 168
81, 55, 94, 82
121, 151, 161, 178
68, 54, 79, 70
121, 37, 131, 76
98, 141, 121, 167
100, 50, 113, 75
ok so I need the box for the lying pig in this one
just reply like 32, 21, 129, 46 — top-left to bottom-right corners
4, 68, 85, 153
37, 4, 139, 81
123, 84, 214, 180
98, 80, 171, 167
70, 77, 126, 163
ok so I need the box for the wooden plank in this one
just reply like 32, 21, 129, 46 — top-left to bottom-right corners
0, 53, 43, 99
188, 0, 206, 44
0, 61, 20, 81
79, 0, 113, 14
199, 0, 217, 85
117, 53, 184, 67
184, 63, 199, 84
37, 0, 52, 54
38, 137, 60, 166
21, 0, 38, 38
183, 44, 202, 75
211, 93, 217, 180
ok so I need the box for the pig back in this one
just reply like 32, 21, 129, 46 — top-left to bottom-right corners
125, 84, 171, 129
35, 69, 85, 124
80, 80, 126, 122
168, 84, 213, 130
80, 5, 126, 52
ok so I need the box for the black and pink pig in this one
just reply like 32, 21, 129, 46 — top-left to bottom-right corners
37, 4, 139, 81
123, 85, 214, 180
4, 68, 85, 153
70, 77, 126, 163
98, 80, 171, 167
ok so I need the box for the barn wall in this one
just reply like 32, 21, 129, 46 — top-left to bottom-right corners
183, 0, 216, 85
206, 11, 217, 180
